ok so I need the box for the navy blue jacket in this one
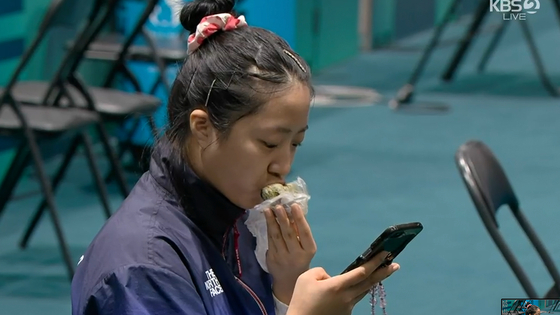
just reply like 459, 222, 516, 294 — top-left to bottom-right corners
71, 140, 278, 315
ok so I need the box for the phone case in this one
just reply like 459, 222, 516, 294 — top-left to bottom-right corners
342, 222, 423, 274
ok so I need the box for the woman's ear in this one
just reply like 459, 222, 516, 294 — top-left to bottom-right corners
189, 109, 216, 147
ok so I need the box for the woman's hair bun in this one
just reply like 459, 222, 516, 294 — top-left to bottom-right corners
180, 0, 236, 33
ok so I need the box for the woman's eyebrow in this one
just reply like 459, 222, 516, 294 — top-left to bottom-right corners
271, 125, 309, 134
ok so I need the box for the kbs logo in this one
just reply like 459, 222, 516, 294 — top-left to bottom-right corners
489, 0, 541, 20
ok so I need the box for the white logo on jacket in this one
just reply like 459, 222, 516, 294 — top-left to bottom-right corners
204, 269, 224, 297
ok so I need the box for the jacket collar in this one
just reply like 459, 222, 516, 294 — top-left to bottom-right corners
149, 137, 246, 247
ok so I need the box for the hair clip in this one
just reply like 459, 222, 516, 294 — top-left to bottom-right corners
283, 49, 306, 73
204, 79, 217, 107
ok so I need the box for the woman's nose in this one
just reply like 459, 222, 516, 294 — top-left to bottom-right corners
268, 151, 293, 179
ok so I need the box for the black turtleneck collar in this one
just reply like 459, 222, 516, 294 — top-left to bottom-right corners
149, 137, 246, 248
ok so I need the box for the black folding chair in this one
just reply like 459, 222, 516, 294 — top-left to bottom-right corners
4, 0, 162, 195
0, 0, 115, 280
506, 300, 522, 314
5, 0, 161, 250
455, 140, 560, 298
85, 0, 186, 92
552, 300, 560, 311
78, 0, 182, 177
391, 0, 560, 110
92, 0, 177, 92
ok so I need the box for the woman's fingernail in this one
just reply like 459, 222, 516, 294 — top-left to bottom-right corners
392, 264, 400, 271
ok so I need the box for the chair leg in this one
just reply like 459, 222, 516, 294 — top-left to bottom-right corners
477, 19, 509, 72
389, 0, 463, 106
96, 123, 130, 198
518, 20, 559, 97
19, 135, 82, 249
147, 114, 159, 141
104, 117, 142, 183
25, 133, 75, 279
552, 0, 560, 26
148, 74, 163, 95
441, 0, 490, 81
142, 27, 172, 92
0, 144, 31, 219
545, 284, 560, 298
81, 132, 112, 219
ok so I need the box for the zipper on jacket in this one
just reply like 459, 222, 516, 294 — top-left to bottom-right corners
235, 276, 268, 315
222, 216, 267, 315
221, 218, 243, 278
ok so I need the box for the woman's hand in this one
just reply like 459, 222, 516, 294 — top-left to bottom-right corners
287, 251, 400, 315
265, 203, 316, 304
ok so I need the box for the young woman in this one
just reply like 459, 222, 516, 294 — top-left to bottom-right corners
71, 0, 399, 314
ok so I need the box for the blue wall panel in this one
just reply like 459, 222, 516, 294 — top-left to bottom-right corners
0, 38, 25, 62
236, 0, 296, 47
0, 0, 24, 62
395, 0, 436, 40
0, 0, 23, 16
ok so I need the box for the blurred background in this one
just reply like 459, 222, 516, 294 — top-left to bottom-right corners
1, 0, 560, 314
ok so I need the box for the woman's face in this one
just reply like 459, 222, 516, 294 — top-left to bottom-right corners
190, 83, 311, 209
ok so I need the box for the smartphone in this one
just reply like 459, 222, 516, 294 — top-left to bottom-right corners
342, 222, 423, 274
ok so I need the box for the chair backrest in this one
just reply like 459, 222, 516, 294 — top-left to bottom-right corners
455, 140, 560, 297
455, 140, 518, 227
119, 0, 159, 56
53, 0, 121, 83
50, 0, 95, 28
102, 0, 162, 90
41, 0, 122, 107
2, 0, 71, 94
0, 0, 85, 140
508, 300, 521, 314
0, 0, 102, 106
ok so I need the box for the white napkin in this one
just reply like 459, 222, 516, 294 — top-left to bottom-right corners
244, 177, 310, 272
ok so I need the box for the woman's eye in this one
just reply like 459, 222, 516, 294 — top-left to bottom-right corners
292, 142, 303, 148
262, 141, 278, 149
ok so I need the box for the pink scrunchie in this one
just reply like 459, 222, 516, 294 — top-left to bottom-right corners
187, 13, 248, 54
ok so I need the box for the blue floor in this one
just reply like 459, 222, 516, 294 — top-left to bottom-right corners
2, 9, 560, 315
